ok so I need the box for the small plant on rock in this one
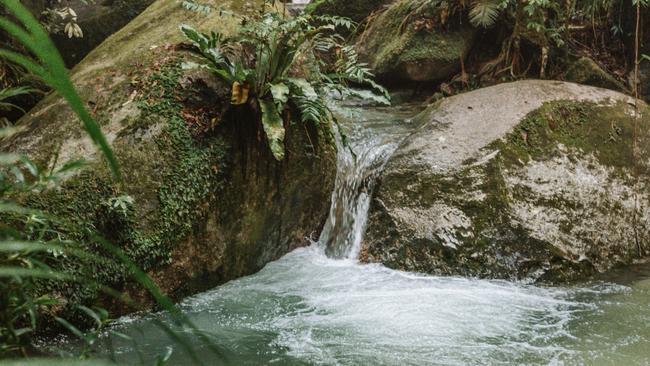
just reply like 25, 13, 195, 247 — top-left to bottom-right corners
181, 11, 389, 161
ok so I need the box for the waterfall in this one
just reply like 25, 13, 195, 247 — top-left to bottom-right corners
318, 106, 411, 259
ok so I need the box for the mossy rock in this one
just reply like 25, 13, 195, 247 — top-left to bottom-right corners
356, 0, 475, 83
304, 0, 390, 23
564, 56, 627, 93
51, 0, 155, 67
1, 0, 337, 316
362, 80, 650, 282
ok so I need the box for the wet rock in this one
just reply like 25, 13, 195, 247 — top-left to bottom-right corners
2, 0, 336, 314
363, 80, 650, 282
356, 0, 475, 83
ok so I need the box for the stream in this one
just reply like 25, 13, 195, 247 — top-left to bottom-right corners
55, 101, 650, 365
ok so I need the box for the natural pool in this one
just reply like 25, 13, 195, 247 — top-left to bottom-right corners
53, 101, 650, 365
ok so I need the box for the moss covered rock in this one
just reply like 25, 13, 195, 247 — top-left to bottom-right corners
51, 0, 155, 67
1, 0, 336, 313
564, 56, 627, 93
305, 0, 390, 23
356, 0, 475, 83
362, 80, 650, 282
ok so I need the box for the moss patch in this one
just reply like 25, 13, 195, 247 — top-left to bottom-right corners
13, 55, 228, 313
564, 57, 627, 93
357, 0, 474, 82
497, 100, 650, 176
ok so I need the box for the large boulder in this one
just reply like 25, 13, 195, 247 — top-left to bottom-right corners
362, 80, 650, 282
1, 0, 336, 312
356, 0, 475, 83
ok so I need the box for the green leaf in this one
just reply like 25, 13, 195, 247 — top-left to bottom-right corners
155, 346, 174, 366
89, 234, 226, 364
259, 98, 286, 161
0, 153, 21, 165
469, 0, 502, 28
286, 78, 318, 101
0, 86, 37, 112
0, 126, 23, 138
54, 316, 86, 340
0, 359, 116, 366
0, 267, 72, 280
0, 240, 105, 263
0, 201, 47, 216
270, 82, 289, 110
76, 305, 102, 328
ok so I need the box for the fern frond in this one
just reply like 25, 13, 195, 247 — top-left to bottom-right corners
469, 0, 501, 28
293, 96, 329, 125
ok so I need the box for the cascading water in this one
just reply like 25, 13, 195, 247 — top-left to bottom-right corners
54, 100, 650, 366
319, 103, 413, 259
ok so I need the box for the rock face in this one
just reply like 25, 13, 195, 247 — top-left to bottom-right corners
363, 80, 650, 282
2, 0, 336, 312
357, 0, 475, 83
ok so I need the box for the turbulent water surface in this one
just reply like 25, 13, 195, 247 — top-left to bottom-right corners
56, 101, 650, 365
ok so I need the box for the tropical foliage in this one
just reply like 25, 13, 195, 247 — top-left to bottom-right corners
394, 0, 646, 80
181, 10, 389, 160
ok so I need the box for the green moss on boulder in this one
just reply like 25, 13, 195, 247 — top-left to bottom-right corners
363, 80, 650, 282
356, 0, 475, 83
564, 57, 627, 93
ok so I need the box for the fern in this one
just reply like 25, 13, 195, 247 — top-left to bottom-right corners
182, 11, 389, 161
469, 0, 502, 28
327, 45, 390, 104
294, 96, 330, 125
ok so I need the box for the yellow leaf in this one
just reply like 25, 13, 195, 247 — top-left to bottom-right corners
210, 117, 220, 129
231, 81, 249, 105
